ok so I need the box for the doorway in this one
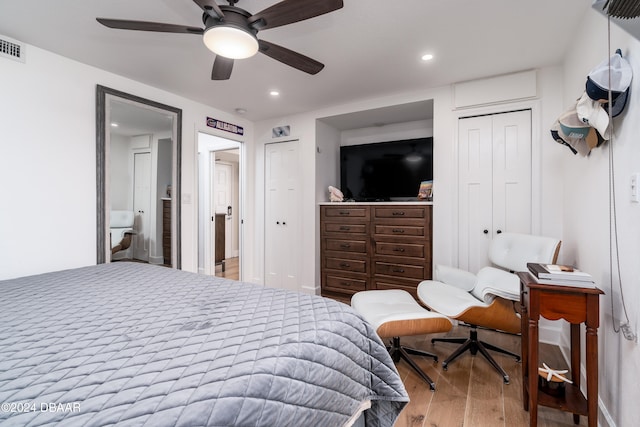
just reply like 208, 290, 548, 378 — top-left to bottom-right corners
198, 132, 243, 280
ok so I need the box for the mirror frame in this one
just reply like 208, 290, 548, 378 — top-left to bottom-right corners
96, 85, 182, 268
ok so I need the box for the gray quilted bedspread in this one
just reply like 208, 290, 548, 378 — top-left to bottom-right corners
0, 263, 408, 426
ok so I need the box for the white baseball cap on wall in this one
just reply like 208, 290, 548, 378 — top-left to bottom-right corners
585, 49, 632, 117
576, 92, 610, 141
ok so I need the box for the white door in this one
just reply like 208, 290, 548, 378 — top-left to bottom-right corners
264, 140, 300, 291
458, 110, 531, 272
213, 161, 233, 258
133, 151, 151, 262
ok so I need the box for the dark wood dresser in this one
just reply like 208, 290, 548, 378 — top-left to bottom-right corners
162, 199, 171, 266
320, 203, 432, 304
215, 213, 226, 271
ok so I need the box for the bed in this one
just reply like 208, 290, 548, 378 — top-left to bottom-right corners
0, 263, 408, 426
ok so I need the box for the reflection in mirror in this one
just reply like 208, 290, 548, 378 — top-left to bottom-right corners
96, 86, 181, 268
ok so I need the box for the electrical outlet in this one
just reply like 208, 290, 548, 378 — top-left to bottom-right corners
631, 173, 640, 203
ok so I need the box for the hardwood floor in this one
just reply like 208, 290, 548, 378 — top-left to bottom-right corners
215, 257, 239, 281
392, 325, 587, 427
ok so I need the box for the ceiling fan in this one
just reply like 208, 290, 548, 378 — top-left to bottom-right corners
97, 0, 344, 80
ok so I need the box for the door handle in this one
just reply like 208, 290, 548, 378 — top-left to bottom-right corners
483, 229, 488, 234
496, 229, 502, 234
227, 205, 232, 216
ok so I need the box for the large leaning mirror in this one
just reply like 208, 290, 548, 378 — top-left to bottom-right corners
96, 85, 181, 268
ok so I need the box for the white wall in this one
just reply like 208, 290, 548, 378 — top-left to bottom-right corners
559, 9, 640, 427
109, 134, 131, 210
340, 119, 433, 146
0, 42, 253, 280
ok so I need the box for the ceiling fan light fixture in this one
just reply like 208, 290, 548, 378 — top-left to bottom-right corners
203, 25, 259, 59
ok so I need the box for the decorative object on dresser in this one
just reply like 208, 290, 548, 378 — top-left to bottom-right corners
320, 203, 432, 304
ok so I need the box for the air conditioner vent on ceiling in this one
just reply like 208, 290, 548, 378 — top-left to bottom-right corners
0, 36, 25, 63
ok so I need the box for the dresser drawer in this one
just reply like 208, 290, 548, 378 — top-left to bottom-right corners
324, 274, 367, 294
372, 277, 424, 299
375, 241, 425, 258
324, 238, 367, 254
374, 224, 425, 237
322, 206, 370, 220
373, 206, 426, 219
326, 257, 367, 273
374, 261, 424, 279
323, 222, 368, 235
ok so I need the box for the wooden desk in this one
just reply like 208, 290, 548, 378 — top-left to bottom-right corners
518, 272, 603, 427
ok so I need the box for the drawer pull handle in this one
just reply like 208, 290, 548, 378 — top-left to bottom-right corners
339, 226, 351, 231
393, 248, 405, 252
392, 211, 405, 216
339, 211, 351, 215
392, 268, 405, 273
340, 263, 351, 268
392, 229, 405, 233
340, 282, 351, 287
340, 244, 351, 249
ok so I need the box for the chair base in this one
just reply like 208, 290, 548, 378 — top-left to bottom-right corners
388, 337, 438, 391
431, 328, 520, 384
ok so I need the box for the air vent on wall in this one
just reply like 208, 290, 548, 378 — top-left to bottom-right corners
0, 35, 25, 63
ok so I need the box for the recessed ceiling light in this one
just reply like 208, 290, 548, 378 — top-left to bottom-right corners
421, 54, 434, 61
110, 123, 119, 127
270, 90, 280, 97
235, 107, 247, 114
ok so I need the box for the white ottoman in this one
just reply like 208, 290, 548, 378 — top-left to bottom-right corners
351, 289, 452, 390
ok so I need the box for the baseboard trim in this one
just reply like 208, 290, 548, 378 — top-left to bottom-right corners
148, 255, 164, 265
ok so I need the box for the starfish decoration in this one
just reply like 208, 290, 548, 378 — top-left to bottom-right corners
538, 362, 573, 383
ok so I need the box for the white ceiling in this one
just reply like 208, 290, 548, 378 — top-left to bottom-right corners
0, 0, 590, 123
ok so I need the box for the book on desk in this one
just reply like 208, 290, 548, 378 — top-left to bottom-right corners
526, 263, 596, 288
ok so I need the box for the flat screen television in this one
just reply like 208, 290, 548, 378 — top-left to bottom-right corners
340, 137, 433, 202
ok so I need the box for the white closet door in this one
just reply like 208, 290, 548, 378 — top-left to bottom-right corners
458, 110, 531, 273
458, 115, 494, 273
133, 152, 151, 262
264, 140, 300, 291
214, 162, 233, 258
491, 110, 532, 236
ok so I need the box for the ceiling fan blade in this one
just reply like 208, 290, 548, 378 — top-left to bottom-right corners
97, 18, 204, 34
258, 40, 324, 75
192, 0, 224, 19
212, 56, 234, 80
249, 0, 343, 30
